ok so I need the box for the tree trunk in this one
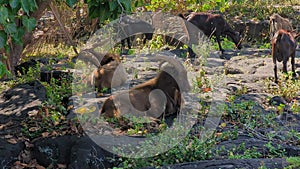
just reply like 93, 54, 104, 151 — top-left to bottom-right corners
8, 0, 53, 76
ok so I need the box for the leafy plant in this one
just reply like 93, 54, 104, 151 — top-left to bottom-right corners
265, 73, 300, 102
118, 134, 217, 168
0, 60, 11, 79
145, 0, 231, 13
265, 142, 286, 158
149, 35, 164, 50
42, 76, 72, 114
82, 0, 132, 22
228, 145, 262, 159
286, 156, 300, 169
0, 0, 37, 51
224, 101, 277, 129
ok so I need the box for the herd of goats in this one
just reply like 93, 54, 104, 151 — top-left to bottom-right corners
15, 11, 300, 121
80, 11, 300, 121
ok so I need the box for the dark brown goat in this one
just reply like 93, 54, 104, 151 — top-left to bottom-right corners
100, 55, 190, 119
180, 12, 242, 54
272, 29, 300, 83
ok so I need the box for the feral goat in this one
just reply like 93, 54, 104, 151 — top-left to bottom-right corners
269, 13, 293, 40
91, 53, 127, 91
117, 15, 154, 52
77, 49, 126, 91
100, 55, 190, 119
179, 12, 242, 54
272, 29, 300, 83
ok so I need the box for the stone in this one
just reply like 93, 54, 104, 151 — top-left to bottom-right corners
0, 138, 25, 168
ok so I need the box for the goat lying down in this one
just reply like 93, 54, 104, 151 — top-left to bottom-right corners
272, 29, 300, 83
180, 12, 242, 54
100, 55, 190, 119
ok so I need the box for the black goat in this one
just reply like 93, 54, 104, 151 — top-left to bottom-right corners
116, 15, 154, 53
180, 12, 242, 54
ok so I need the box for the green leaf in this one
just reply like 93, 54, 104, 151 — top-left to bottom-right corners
11, 33, 23, 45
108, 1, 117, 11
0, 0, 9, 3
0, 6, 8, 24
21, 0, 37, 15
22, 16, 36, 32
120, 0, 131, 11
9, 0, 19, 9
21, 0, 30, 14
4, 22, 17, 34
66, 0, 77, 7
98, 7, 110, 22
28, 0, 38, 12
0, 31, 7, 49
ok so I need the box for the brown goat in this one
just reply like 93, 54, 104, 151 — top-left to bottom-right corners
272, 29, 300, 83
269, 13, 293, 40
76, 50, 126, 91
100, 55, 190, 119
180, 12, 242, 54
91, 53, 127, 91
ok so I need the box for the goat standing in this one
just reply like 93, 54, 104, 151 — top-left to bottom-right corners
272, 29, 300, 83
180, 12, 242, 54
116, 15, 154, 53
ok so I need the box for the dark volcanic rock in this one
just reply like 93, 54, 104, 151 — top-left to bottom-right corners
33, 135, 77, 167
40, 69, 73, 84
33, 135, 114, 168
0, 80, 46, 125
68, 136, 114, 169
0, 138, 25, 168
269, 96, 288, 107
143, 158, 288, 169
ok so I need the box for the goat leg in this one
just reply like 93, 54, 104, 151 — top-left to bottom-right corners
274, 61, 278, 83
187, 46, 196, 58
121, 39, 126, 50
291, 53, 296, 78
283, 60, 288, 74
216, 36, 225, 54
283, 60, 288, 81
126, 37, 132, 49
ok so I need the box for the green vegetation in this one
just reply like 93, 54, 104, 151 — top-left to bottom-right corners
286, 156, 300, 169
1, 0, 300, 168
266, 73, 300, 102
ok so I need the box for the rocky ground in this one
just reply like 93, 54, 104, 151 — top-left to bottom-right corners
1, 46, 300, 168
